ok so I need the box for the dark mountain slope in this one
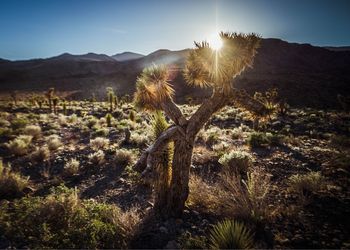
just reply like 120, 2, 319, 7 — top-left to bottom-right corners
0, 39, 349, 108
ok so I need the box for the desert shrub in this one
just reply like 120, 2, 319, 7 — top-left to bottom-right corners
248, 132, 283, 147
23, 124, 42, 139
11, 117, 29, 130
209, 219, 254, 249
86, 116, 98, 128
219, 150, 253, 176
47, 134, 62, 151
221, 167, 272, 223
193, 146, 217, 165
0, 118, 10, 128
288, 171, 326, 198
231, 127, 245, 139
212, 141, 231, 157
0, 160, 30, 199
64, 158, 80, 176
93, 127, 109, 137
90, 137, 109, 150
188, 174, 224, 213
118, 205, 141, 239
115, 149, 133, 166
57, 114, 68, 126
0, 185, 126, 248
266, 133, 285, 146
66, 114, 78, 124
30, 146, 50, 163
88, 150, 105, 165
129, 133, 149, 147
179, 231, 208, 249
205, 131, 220, 146
6, 135, 33, 156
0, 127, 13, 138
247, 132, 269, 147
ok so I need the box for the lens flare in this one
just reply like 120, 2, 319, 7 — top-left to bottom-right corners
208, 34, 223, 51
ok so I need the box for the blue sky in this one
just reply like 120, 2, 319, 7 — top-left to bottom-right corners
1, 0, 349, 60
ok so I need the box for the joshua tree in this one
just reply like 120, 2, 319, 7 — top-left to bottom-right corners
10, 91, 18, 106
46, 88, 55, 113
52, 97, 59, 115
106, 113, 113, 127
129, 110, 136, 122
62, 99, 67, 115
35, 95, 45, 109
134, 32, 267, 218
106, 87, 114, 112
114, 95, 118, 108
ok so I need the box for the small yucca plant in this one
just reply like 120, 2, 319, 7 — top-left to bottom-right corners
151, 111, 174, 214
209, 219, 254, 249
106, 87, 115, 111
106, 113, 113, 127
129, 110, 136, 122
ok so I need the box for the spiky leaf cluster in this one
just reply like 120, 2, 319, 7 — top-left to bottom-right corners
184, 32, 260, 92
151, 111, 174, 170
209, 219, 254, 249
134, 64, 174, 111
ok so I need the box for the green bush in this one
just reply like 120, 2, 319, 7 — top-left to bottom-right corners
248, 132, 283, 147
218, 150, 253, 176
0, 185, 126, 249
209, 219, 254, 249
11, 117, 29, 130
248, 132, 269, 147
288, 171, 326, 198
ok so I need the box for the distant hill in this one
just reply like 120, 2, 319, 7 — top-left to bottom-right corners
0, 39, 350, 109
112, 52, 144, 62
48, 52, 116, 62
324, 46, 350, 52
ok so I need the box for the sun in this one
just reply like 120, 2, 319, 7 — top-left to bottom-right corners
208, 34, 223, 51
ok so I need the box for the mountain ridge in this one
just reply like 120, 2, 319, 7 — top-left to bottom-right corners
0, 38, 349, 108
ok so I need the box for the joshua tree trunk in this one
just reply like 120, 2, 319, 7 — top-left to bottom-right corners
166, 138, 194, 217
48, 98, 52, 113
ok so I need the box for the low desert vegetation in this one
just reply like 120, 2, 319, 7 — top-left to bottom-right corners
5, 135, 33, 156
47, 134, 62, 151
219, 150, 253, 176
288, 171, 326, 199
0, 185, 129, 248
0, 160, 30, 199
63, 158, 80, 176
209, 219, 254, 249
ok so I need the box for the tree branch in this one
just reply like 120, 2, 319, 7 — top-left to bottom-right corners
186, 89, 232, 138
232, 89, 268, 116
161, 99, 187, 126
133, 125, 179, 173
